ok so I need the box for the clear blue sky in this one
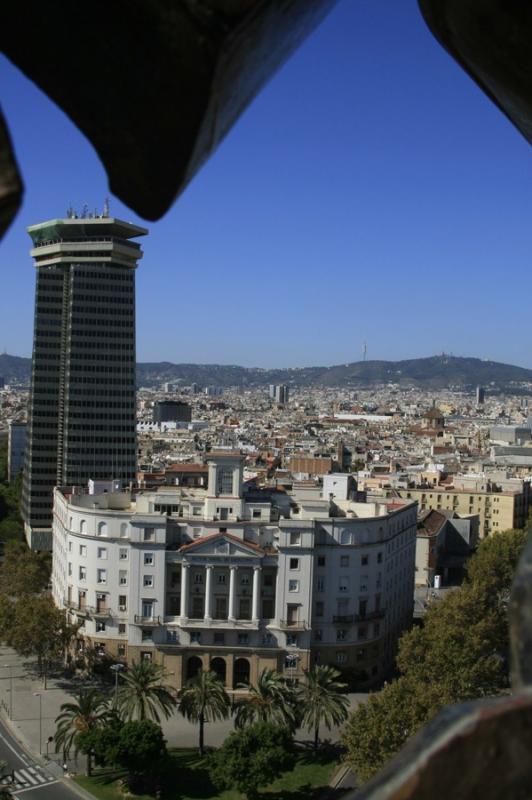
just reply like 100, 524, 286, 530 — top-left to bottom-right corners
1, 0, 532, 368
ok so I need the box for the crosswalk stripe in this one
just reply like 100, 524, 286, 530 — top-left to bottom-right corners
16, 768, 38, 785
27, 766, 47, 783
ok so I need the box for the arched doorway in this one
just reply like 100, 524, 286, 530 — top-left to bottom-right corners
210, 657, 226, 684
233, 657, 250, 689
186, 656, 203, 681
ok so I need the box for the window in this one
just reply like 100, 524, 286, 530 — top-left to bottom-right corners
118, 644, 126, 657
119, 548, 128, 560
288, 579, 299, 592
141, 629, 152, 641
264, 573, 274, 587
358, 626, 367, 640
217, 468, 233, 494
289, 558, 299, 570
214, 632, 225, 645
120, 523, 128, 538
317, 556, 326, 567
191, 631, 201, 644
68, 562, 72, 576
361, 555, 369, 566
314, 629, 323, 641
289, 532, 301, 546
167, 630, 179, 643
217, 573, 226, 584
336, 629, 346, 641
339, 577, 349, 592
143, 575, 154, 588
144, 553, 154, 566
315, 601, 324, 617
253, 509, 261, 518
374, 622, 380, 636
79, 566, 87, 580
238, 633, 249, 645
377, 552, 383, 564
193, 507, 201, 516
68, 541, 72, 553
118, 595, 127, 610
143, 528, 154, 541
240, 574, 250, 586
97, 569, 107, 584
97, 547, 107, 559
96, 621, 106, 632
80, 520, 86, 533
336, 651, 347, 664
316, 577, 325, 592
97, 521, 107, 537
79, 544, 87, 556
119, 570, 128, 586
340, 530, 351, 545
286, 633, 297, 646
194, 573, 203, 585
340, 555, 349, 567
141, 651, 153, 660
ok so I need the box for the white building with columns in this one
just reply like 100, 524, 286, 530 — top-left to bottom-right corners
52, 452, 417, 691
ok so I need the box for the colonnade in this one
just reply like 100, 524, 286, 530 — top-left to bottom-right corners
179, 563, 261, 622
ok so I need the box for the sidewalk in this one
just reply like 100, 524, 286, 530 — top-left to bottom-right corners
0, 645, 368, 760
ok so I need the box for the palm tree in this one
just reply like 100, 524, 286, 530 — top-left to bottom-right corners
178, 670, 230, 755
117, 659, 177, 723
233, 668, 296, 731
54, 689, 109, 775
297, 665, 349, 750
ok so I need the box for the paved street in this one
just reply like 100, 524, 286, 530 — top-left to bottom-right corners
0, 715, 80, 800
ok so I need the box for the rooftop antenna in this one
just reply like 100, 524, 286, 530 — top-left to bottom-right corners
103, 197, 110, 218
81, 203, 89, 219
363, 342, 367, 362
66, 203, 75, 219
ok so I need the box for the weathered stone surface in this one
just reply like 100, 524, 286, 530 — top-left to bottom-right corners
348, 690, 532, 800
419, 1, 532, 146
0, 109, 22, 241
0, 0, 336, 229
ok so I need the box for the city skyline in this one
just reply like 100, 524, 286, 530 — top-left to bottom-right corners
2, 1, 532, 368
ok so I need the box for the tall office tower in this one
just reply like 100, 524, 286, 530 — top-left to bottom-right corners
22, 212, 147, 549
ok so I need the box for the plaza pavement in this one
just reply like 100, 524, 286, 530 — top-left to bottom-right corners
0, 645, 368, 769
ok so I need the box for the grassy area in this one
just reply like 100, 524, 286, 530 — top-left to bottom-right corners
74, 747, 338, 800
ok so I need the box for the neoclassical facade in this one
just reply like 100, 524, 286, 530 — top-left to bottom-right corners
52, 452, 417, 690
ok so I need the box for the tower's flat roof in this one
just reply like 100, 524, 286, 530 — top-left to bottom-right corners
27, 217, 148, 245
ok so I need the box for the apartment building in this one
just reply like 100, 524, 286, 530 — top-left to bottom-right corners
398, 474, 530, 538
52, 452, 417, 690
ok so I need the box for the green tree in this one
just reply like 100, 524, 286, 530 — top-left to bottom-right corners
297, 665, 349, 750
233, 668, 296, 731
54, 689, 109, 776
208, 722, 292, 799
5, 595, 78, 687
117, 659, 176, 723
342, 527, 529, 783
178, 670, 230, 755
0, 540, 51, 597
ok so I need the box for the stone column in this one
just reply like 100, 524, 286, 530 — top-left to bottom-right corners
228, 565, 237, 621
180, 563, 189, 620
252, 565, 261, 622
204, 565, 213, 622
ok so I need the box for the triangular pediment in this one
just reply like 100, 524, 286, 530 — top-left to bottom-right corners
180, 532, 263, 559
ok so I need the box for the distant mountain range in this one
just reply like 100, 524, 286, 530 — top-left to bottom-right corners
2, 353, 532, 390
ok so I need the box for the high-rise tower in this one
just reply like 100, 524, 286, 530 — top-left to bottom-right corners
22, 212, 147, 549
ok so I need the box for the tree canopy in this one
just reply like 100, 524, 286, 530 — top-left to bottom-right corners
208, 722, 292, 799
343, 527, 528, 783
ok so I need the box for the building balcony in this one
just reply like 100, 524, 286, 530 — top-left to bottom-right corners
278, 619, 308, 631
93, 606, 114, 619
133, 615, 163, 626
332, 615, 355, 624
178, 616, 260, 630
355, 609, 386, 622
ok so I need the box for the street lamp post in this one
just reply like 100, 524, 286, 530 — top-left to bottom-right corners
110, 663, 125, 707
33, 693, 42, 755
2, 664, 13, 719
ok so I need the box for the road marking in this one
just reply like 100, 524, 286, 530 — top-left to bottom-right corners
0, 730, 27, 763
14, 780, 58, 795
28, 767, 47, 784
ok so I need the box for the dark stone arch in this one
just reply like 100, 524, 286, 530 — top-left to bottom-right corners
233, 657, 250, 689
210, 657, 226, 684
186, 655, 203, 681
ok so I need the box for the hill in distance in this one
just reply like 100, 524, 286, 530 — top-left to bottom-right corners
2, 353, 532, 390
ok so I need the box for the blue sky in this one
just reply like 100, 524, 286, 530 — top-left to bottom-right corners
1, 0, 532, 368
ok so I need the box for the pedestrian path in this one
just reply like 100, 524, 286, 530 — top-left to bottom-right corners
1, 763, 55, 791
